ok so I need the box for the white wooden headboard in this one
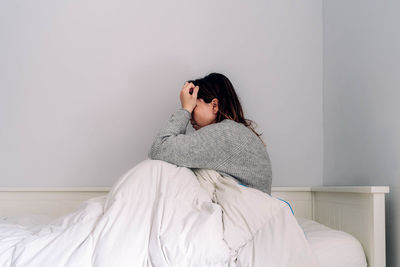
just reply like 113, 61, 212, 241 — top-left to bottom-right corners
0, 186, 389, 267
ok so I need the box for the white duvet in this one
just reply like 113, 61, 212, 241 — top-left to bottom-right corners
0, 159, 320, 267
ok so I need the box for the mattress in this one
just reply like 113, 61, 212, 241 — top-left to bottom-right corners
296, 217, 367, 267
1, 214, 367, 267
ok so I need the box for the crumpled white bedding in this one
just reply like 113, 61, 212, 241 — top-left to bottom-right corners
0, 159, 320, 267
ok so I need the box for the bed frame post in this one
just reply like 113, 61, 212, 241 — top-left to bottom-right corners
371, 192, 386, 267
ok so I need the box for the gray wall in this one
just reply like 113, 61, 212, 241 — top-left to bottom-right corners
323, 0, 400, 266
0, 0, 323, 187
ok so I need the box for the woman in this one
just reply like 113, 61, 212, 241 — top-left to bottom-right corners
148, 72, 272, 195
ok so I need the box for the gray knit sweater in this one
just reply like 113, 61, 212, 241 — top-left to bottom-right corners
148, 108, 272, 195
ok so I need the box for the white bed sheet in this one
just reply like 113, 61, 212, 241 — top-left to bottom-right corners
1, 213, 368, 267
0, 159, 319, 267
296, 217, 367, 267
0, 214, 54, 228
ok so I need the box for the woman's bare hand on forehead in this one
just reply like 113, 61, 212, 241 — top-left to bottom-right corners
180, 81, 199, 114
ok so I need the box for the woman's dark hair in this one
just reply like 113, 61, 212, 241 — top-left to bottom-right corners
187, 72, 266, 147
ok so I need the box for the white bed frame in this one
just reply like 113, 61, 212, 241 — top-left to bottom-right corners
0, 186, 389, 267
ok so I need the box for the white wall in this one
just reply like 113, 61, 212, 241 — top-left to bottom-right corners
323, 1, 400, 266
0, 0, 323, 187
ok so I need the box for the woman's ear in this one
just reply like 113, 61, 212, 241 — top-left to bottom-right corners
211, 98, 219, 113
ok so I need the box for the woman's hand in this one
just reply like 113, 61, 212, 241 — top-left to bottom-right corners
180, 81, 199, 113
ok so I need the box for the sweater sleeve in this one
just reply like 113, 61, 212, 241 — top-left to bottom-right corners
148, 108, 233, 169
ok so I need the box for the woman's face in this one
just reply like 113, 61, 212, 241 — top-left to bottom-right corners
190, 98, 218, 130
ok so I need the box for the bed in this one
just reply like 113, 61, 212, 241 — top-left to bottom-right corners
0, 185, 389, 267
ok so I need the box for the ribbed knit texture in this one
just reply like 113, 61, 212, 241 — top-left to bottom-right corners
148, 108, 272, 195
